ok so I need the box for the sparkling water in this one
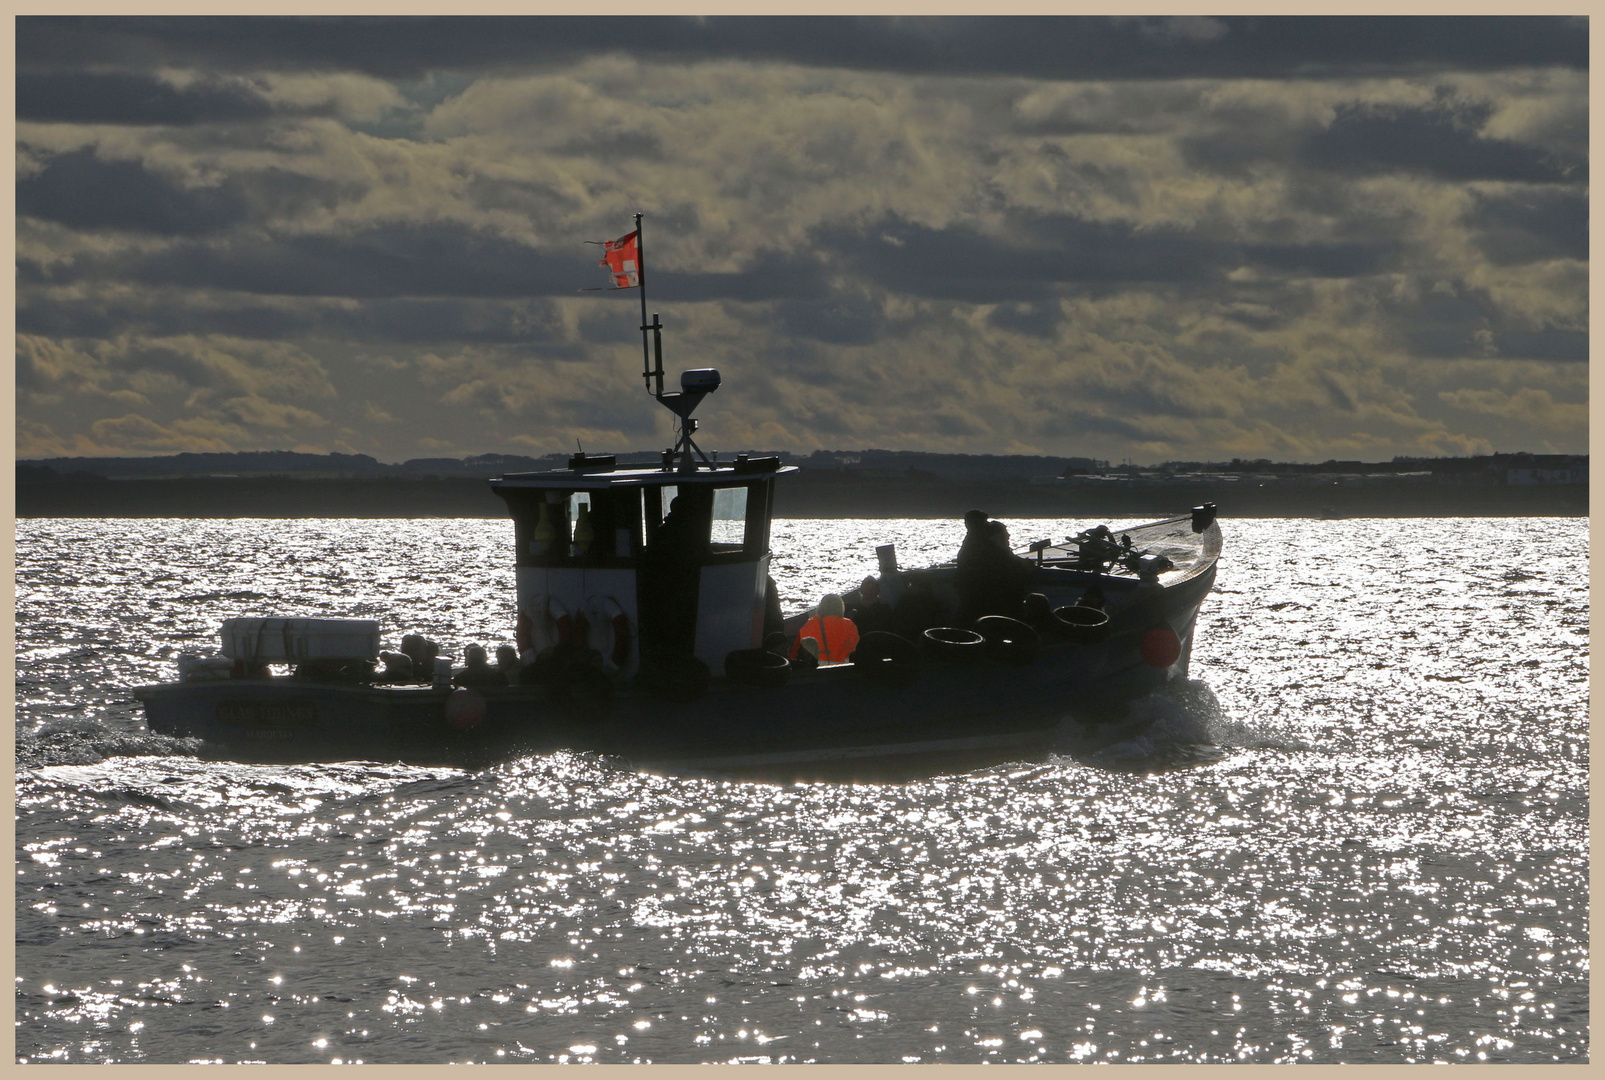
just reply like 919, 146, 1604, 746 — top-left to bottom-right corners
15, 516, 1588, 1063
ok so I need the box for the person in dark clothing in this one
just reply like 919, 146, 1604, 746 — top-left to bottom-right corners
377, 650, 415, 683
400, 634, 439, 682
893, 570, 944, 639
955, 509, 991, 566
648, 493, 712, 570
495, 644, 522, 683
454, 643, 507, 687
956, 513, 1034, 624
638, 490, 711, 666
847, 575, 895, 635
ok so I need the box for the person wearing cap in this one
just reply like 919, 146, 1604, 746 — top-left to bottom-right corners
956, 510, 1033, 624
790, 593, 861, 664
847, 575, 895, 635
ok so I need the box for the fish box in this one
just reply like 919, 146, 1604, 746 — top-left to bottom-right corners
220, 618, 381, 663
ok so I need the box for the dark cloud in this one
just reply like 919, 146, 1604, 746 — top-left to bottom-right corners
1465, 189, 1588, 265
988, 302, 1061, 338
816, 215, 1217, 303
27, 225, 596, 299
1180, 129, 1284, 177
1409, 322, 1588, 363
773, 295, 885, 346
17, 148, 249, 235
1242, 241, 1391, 278
10, 16, 1587, 460
1318, 371, 1359, 413
16, 292, 573, 348
814, 214, 1395, 303
22, 218, 838, 309
1300, 102, 1582, 184
16, 71, 298, 125
1393, 280, 1586, 363
1400, 284, 1497, 358
660, 255, 832, 304
549, 130, 665, 161
112, 343, 220, 387
17, 16, 1585, 81
465, 176, 585, 219
1494, 328, 1587, 363
234, 168, 365, 223
1039, 411, 1156, 443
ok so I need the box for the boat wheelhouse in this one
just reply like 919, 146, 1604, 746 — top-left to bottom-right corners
491, 450, 792, 679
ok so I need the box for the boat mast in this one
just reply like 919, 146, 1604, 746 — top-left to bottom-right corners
632, 213, 716, 474
636, 212, 664, 399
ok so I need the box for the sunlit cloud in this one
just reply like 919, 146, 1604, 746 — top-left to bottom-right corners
14, 16, 1587, 461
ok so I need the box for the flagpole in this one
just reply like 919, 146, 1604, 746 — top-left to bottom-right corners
635, 212, 657, 397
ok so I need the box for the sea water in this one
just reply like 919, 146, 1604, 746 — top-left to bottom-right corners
14, 516, 1588, 1063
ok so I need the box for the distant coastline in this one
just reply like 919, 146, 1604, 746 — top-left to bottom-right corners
16, 471, 1587, 519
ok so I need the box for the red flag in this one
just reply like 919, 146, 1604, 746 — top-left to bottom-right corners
599, 230, 640, 289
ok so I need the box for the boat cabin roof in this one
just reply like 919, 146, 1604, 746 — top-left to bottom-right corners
491, 460, 795, 491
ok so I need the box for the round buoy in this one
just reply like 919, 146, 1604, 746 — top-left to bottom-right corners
445, 687, 487, 730
1140, 626, 1182, 668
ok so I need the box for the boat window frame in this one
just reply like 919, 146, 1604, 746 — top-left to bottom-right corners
504, 476, 774, 568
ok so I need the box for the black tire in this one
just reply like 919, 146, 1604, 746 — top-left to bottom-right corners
973, 615, 1040, 666
922, 626, 986, 662
724, 647, 791, 688
1051, 604, 1111, 644
850, 631, 921, 688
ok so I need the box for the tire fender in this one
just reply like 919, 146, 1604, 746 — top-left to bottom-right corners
974, 615, 1041, 666
850, 631, 921, 687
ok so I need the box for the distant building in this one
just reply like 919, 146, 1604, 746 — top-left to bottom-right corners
1508, 466, 1587, 485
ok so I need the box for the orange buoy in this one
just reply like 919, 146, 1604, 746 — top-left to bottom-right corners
445, 687, 487, 730
1140, 626, 1182, 668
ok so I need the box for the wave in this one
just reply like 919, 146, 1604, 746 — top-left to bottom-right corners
1053, 678, 1306, 770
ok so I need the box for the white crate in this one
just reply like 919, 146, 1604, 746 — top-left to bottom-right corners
220, 618, 381, 663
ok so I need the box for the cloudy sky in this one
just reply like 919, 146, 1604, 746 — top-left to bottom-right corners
15, 16, 1588, 463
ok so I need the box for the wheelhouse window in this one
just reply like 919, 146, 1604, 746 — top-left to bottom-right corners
508, 487, 643, 568
643, 481, 770, 564
503, 477, 774, 569
710, 485, 748, 551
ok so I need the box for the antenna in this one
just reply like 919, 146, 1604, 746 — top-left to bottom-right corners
631, 213, 720, 473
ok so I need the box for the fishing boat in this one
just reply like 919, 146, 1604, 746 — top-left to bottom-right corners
134, 217, 1222, 778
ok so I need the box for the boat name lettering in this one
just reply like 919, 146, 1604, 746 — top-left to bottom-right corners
217, 701, 318, 727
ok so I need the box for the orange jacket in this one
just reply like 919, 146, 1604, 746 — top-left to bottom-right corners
791, 615, 860, 664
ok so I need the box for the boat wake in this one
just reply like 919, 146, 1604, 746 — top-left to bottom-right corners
16, 718, 206, 770
1051, 679, 1302, 771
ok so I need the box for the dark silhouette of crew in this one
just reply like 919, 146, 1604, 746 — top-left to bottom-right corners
955, 510, 1034, 624
638, 489, 712, 667
847, 575, 895, 635
454, 643, 507, 687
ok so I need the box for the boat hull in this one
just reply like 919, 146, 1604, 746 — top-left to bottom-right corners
135, 546, 1216, 778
